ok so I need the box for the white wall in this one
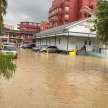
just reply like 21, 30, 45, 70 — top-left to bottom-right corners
55, 36, 96, 51
36, 36, 96, 51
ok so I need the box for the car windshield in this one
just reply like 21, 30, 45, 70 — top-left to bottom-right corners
3, 46, 16, 51
5, 43, 16, 46
40, 45, 48, 48
48, 46, 57, 48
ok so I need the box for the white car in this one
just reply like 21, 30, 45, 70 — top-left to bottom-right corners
1, 45, 18, 58
4, 42, 16, 46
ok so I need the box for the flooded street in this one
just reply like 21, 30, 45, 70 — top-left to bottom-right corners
0, 49, 108, 108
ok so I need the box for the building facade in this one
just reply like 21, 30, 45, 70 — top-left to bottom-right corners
48, 0, 96, 28
35, 18, 96, 52
18, 22, 40, 33
5, 30, 36, 44
40, 21, 49, 31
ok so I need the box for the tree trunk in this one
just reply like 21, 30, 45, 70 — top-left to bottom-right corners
0, 0, 2, 36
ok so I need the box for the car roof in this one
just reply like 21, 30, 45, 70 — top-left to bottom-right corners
3, 45, 16, 47
48, 46, 57, 47
5, 42, 16, 45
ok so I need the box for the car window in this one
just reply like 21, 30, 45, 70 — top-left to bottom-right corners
3, 46, 16, 51
48, 46, 57, 48
41, 45, 47, 48
5, 43, 16, 46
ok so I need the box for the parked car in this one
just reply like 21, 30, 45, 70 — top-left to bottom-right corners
40, 45, 58, 53
21, 43, 36, 49
1, 45, 18, 59
4, 42, 16, 46
47, 46, 58, 53
39, 45, 49, 52
32, 46, 41, 52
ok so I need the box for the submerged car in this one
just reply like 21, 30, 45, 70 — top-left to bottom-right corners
40, 45, 58, 53
4, 42, 16, 46
1, 45, 18, 58
39, 45, 49, 52
47, 46, 58, 53
32, 46, 41, 52
21, 43, 36, 49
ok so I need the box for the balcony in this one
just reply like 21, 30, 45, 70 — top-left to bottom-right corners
80, 6, 94, 15
49, 7, 63, 19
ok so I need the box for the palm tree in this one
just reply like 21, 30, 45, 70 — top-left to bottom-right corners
0, 55, 16, 79
0, 0, 7, 35
0, 0, 16, 79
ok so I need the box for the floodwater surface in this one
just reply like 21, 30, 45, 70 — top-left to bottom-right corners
0, 49, 108, 108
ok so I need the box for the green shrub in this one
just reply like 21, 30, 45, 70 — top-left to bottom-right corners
0, 54, 16, 79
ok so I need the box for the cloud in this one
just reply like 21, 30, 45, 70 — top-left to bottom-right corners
5, 0, 51, 24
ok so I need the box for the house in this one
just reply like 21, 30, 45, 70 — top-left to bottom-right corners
34, 18, 96, 53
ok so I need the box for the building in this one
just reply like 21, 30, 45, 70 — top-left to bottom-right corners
18, 22, 40, 33
4, 29, 36, 44
4, 24, 16, 30
79, 0, 96, 18
0, 36, 9, 43
7, 22, 41, 44
48, 0, 96, 28
35, 18, 96, 52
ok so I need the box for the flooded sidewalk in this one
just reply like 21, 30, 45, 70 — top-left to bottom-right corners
0, 49, 108, 108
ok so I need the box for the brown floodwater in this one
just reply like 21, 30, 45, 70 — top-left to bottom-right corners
0, 49, 108, 108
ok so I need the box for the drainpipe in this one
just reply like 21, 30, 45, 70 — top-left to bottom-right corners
46, 38, 47, 45
55, 34, 56, 46
35, 39, 37, 47
40, 38, 41, 46
67, 31, 69, 54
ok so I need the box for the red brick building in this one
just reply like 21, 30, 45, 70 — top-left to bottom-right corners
18, 22, 40, 32
48, 0, 96, 28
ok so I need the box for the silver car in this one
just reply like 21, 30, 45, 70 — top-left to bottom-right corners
40, 45, 58, 53
1, 45, 18, 58
32, 46, 41, 52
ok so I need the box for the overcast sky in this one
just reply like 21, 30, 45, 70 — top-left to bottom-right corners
5, 0, 52, 24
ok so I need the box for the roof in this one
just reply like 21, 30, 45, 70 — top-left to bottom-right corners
35, 18, 96, 38
5, 29, 37, 34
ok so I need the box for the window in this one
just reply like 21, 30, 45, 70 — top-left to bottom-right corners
65, 6, 69, 12
84, 40, 87, 45
89, 41, 91, 45
64, 14, 69, 20
58, 38, 61, 44
89, 5, 94, 9
49, 39, 51, 44
3, 46, 16, 51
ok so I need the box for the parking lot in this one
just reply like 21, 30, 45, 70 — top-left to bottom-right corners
0, 49, 108, 108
